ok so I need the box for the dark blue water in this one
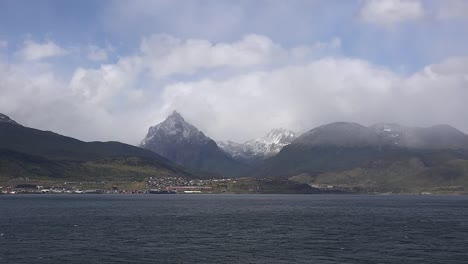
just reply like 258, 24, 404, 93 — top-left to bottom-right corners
0, 194, 467, 264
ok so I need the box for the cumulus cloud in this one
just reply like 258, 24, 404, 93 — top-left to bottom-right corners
140, 34, 340, 79
140, 34, 280, 79
17, 40, 67, 61
157, 58, 397, 141
0, 57, 153, 144
70, 55, 143, 105
2, 34, 468, 145
359, 0, 425, 26
158, 56, 468, 142
86, 45, 108, 61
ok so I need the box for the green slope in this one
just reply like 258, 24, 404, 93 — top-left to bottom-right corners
258, 144, 468, 193
0, 122, 192, 183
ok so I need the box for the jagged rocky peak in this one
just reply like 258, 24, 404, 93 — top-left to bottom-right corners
0, 113, 19, 125
140, 110, 245, 177
167, 110, 184, 121
140, 110, 209, 147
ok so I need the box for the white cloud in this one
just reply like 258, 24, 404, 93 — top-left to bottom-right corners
157, 56, 468, 142
157, 58, 398, 141
2, 34, 468, 145
86, 45, 108, 61
140, 34, 282, 79
0, 57, 152, 144
0, 40, 7, 49
436, 0, 468, 20
140, 34, 340, 79
70, 55, 143, 105
359, 0, 425, 26
18, 40, 67, 61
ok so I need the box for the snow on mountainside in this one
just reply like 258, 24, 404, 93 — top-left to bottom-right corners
371, 123, 402, 142
217, 140, 253, 159
140, 111, 210, 147
246, 128, 296, 156
218, 128, 296, 162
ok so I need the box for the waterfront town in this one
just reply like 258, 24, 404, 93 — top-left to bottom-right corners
0, 176, 278, 195
0, 175, 346, 195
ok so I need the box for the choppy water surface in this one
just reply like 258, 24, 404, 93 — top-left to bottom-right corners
0, 194, 467, 264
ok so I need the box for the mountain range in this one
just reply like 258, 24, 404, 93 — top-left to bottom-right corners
2, 110, 468, 193
259, 121, 468, 174
0, 113, 191, 184
257, 122, 468, 192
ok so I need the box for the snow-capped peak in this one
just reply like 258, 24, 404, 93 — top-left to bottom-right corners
246, 128, 296, 157
218, 128, 297, 162
255, 128, 296, 146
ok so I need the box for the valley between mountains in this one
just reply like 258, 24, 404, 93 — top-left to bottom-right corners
2, 111, 468, 194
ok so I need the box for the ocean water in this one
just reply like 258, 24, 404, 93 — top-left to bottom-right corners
0, 194, 467, 264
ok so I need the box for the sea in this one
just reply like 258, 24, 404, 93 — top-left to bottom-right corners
0, 194, 467, 264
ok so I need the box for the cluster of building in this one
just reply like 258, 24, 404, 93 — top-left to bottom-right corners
0, 177, 238, 195
146, 177, 234, 193
146, 176, 189, 189
1, 184, 82, 194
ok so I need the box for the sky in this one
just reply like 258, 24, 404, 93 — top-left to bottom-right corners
1, 0, 468, 144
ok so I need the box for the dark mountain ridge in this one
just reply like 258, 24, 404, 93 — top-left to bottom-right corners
0, 118, 168, 161
0, 113, 192, 182
256, 122, 468, 182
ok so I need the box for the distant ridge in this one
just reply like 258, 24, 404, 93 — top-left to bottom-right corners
256, 122, 468, 181
294, 122, 468, 149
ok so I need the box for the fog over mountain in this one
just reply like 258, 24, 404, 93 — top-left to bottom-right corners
1, 1, 468, 144
294, 122, 468, 150
256, 121, 468, 180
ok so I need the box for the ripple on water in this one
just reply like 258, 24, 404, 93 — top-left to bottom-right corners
0, 194, 467, 264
